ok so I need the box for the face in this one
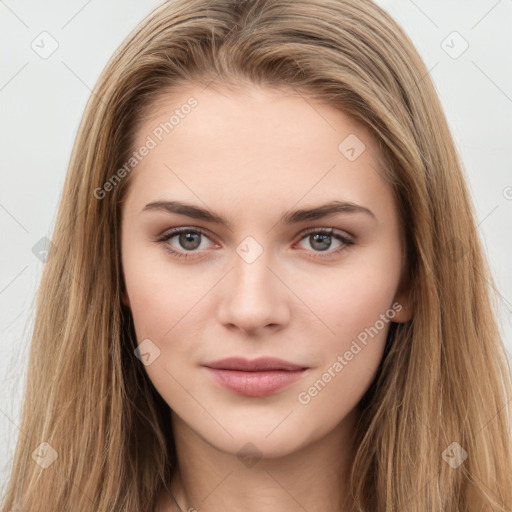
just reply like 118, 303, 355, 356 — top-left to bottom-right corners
120, 83, 411, 458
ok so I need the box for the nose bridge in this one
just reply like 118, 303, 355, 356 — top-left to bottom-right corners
216, 235, 289, 333
231, 237, 277, 302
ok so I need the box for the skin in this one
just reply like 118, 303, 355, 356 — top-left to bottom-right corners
120, 83, 412, 512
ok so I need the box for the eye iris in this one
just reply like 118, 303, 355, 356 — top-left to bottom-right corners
179, 232, 201, 250
310, 233, 331, 251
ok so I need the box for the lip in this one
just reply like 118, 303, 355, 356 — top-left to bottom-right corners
202, 357, 309, 397
203, 356, 306, 371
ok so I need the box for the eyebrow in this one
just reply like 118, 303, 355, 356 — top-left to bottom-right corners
141, 199, 375, 228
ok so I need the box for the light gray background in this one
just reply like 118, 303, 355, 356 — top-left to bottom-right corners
1, 0, 511, 495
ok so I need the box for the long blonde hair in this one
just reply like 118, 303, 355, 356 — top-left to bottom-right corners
2, 0, 511, 510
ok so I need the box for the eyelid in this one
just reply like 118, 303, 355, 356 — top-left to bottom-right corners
156, 225, 353, 241
156, 226, 219, 247
296, 226, 354, 242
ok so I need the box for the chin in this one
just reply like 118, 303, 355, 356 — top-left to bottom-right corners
199, 423, 310, 461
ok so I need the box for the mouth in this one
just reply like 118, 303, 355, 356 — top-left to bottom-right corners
202, 357, 309, 397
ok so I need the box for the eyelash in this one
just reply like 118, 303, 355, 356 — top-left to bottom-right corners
155, 227, 354, 260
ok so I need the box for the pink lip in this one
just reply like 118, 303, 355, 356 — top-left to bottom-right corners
202, 357, 309, 397
203, 356, 306, 371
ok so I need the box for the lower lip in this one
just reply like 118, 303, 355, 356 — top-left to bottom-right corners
203, 367, 307, 397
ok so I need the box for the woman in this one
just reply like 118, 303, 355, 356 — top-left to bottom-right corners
2, 0, 511, 511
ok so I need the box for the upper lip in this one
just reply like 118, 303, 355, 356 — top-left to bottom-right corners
202, 357, 307, 371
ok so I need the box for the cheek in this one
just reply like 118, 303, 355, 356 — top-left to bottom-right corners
328, 277, 397, 347
122, 236, 198, 340
292, 242, 402, 405
122, 248, 206, 400
294, 269, 398, 425
301, 250, 402, 348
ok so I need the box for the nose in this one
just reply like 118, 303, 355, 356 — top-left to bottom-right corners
215, 249, 290, 336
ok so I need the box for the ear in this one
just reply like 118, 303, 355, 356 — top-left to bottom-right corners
391, 286, 413, 323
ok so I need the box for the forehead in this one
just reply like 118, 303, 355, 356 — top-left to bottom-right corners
136, 82, 378, 154
126, 84, 393, 219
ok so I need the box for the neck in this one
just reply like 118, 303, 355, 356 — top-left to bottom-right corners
167, 408, 359, 512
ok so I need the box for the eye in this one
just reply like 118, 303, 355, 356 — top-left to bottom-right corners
155, 226, 354, 260
155, 227, 216, 258
295, 227, 354, 258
